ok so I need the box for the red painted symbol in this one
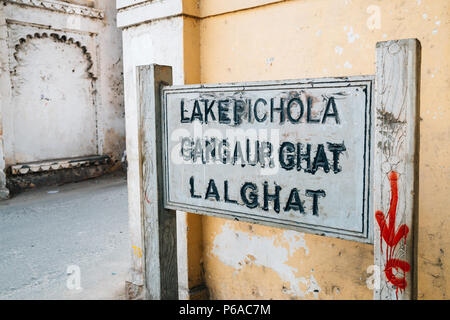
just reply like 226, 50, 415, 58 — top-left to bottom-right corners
375, 171, 410, 299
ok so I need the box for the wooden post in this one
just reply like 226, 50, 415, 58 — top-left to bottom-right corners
374, 39, 420, 300
176, 211, 190, 300
137, 64, 178, 300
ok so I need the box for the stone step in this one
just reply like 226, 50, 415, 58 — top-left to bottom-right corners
10, 155, 111, 175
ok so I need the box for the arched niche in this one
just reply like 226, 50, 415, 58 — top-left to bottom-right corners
11, 32, 98, 163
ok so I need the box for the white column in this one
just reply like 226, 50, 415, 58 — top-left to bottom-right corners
117, 0, 192, 299
0, 7, 10, 200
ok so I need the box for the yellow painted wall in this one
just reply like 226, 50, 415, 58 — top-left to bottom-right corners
184, 0, 449, 299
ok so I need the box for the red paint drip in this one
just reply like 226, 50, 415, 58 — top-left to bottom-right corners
376, 171, 411, 299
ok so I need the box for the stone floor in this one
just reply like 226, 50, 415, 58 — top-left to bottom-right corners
0, 172, 130, 300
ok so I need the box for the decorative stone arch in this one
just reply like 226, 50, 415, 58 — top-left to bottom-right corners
12, 32, 96, 80
9, 30, 100, 164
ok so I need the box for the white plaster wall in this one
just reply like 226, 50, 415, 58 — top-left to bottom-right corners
0, 6, 11, 198
121, 15, 185, 287
0, 0, 125, 168
11, 34, 98, 163
95, 0, 126, 162
3, 20, 99, 165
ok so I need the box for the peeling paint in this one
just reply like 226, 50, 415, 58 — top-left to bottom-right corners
211, 222, 320, 298
345, 26, 359, 43
265, 57, 274, 66
344, 61, 352, 69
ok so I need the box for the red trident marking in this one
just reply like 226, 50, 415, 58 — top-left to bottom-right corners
375, 171, 410, 298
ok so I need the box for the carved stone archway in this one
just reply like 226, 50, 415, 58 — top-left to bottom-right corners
10, 32, 99, 164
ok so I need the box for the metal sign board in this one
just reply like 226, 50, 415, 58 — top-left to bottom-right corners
161, 77, 373, 243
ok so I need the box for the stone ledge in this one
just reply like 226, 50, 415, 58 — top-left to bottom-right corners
116, 0, 286, 28
117, 0, 184, 29
116, 0, 150, 11
5, 0, 105, 19
6, 158, 117, 195
10, 155, 111, 175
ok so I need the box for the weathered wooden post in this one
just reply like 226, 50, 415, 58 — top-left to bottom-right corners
373, 39, 420, 300
137, 65, 178, 300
